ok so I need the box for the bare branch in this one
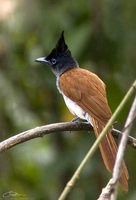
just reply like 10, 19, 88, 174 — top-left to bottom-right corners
112, 129, 136, 149
0, 122, 91, 154
0, 122, 136, 154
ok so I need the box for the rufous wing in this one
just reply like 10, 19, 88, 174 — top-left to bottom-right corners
60, 68, 129, 191
60, 68, 112, 125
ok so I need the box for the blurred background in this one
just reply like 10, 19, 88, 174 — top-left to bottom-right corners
0, 0, 136, 199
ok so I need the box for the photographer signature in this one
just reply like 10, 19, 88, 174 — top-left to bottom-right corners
2, 191, 27, 198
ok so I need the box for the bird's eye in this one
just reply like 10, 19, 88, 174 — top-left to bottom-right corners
51, 58, 56, 65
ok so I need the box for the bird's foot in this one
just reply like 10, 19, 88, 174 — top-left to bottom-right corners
71, 117, 81, 124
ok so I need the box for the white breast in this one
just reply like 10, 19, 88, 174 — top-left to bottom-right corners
62, 94, 93, 126
56, 77, 93, 126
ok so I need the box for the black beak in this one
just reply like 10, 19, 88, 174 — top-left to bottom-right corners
35, 57, 50, 64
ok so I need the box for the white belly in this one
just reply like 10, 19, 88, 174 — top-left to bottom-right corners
62, 94, 93, 126
56, 77, 93, 126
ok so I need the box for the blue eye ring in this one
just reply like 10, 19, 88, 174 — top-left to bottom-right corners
51, 58, 56, 65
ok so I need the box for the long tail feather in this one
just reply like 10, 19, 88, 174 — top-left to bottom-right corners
91, 117, 129, 192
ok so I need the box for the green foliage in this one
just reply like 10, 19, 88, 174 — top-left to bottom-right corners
0, 0, 136, 199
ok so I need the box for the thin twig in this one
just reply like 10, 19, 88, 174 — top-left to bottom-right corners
98, 94, 136, 200
111, 95, 136, 200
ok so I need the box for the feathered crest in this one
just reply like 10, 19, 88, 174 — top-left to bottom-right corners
46, 31, 69, 60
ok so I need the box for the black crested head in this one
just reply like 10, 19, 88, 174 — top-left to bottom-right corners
35, 31, 79, 77
46, 31, 68, 60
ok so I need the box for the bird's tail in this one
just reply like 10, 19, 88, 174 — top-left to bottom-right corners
91, 117, 129, 192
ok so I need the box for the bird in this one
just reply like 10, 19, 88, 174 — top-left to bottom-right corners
35, 31, 129, 191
